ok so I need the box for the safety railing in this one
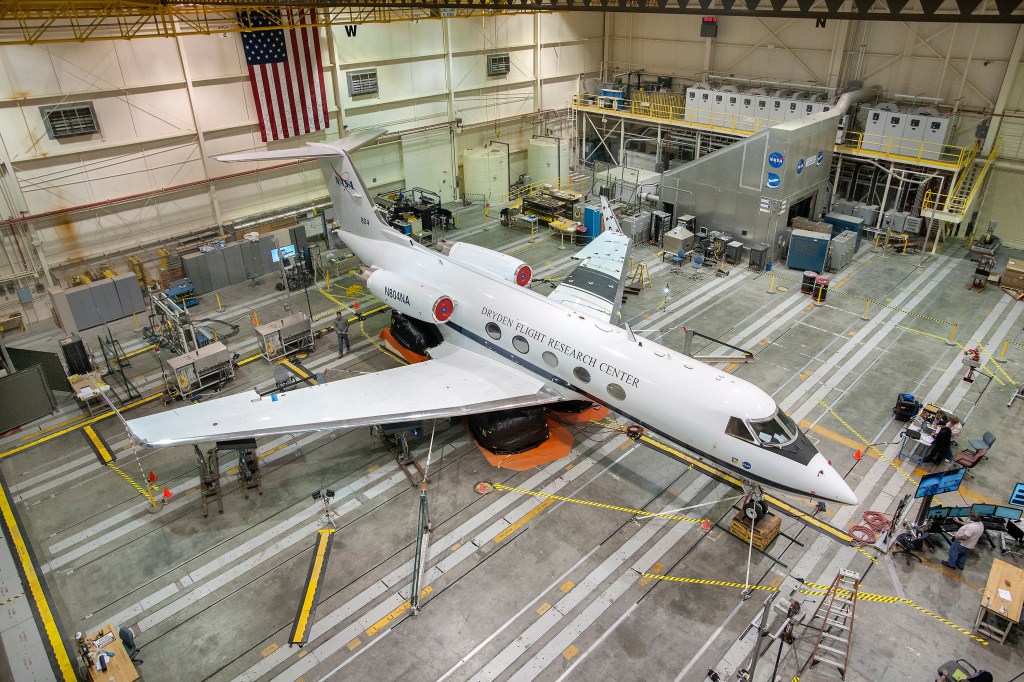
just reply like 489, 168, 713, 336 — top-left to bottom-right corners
573, 93, 779, 136
835, 131, 966, 168
921, 140, 999, 217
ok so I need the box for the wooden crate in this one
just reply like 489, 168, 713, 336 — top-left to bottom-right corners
729, 511, 781, 550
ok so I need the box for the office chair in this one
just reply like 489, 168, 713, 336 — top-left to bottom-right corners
691, 254, 704, 280
955, 431, 995, 478
891, 523, 927, 565
119, 626, 142, 664
967, 431, 996, 453
953, 448, 987, 478
670, 249, 687, 272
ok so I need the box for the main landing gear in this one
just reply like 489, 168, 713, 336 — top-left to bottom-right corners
741, 482, 769, 523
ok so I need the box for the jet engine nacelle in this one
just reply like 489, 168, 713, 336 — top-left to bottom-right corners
361, 268, 455, 324
440, 241, 532, 287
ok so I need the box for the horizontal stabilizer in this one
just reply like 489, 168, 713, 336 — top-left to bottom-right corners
216, 128, 386, 163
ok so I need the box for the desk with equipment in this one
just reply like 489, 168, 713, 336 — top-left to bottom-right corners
898, 402, 956, 463
975, 558, 1024, 644
80, 625, 139, 681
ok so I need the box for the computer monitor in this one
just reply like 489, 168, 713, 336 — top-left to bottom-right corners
995, 506, 1024, 521
972, 503, 996, 516
914, 467, 967, 499
270, 244, 296, 263
1011, 483, 1024, 507
927, 507, 950, 519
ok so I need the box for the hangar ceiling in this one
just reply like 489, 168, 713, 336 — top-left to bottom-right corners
0, 0, 1020, 46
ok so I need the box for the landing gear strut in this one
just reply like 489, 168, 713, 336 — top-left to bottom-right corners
741, 483, 768, 523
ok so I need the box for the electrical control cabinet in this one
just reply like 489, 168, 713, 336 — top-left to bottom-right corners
920, 117, 951, 160
863, 110, 887, 151
882, 112, 907, 153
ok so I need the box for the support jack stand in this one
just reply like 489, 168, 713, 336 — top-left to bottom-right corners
313, 487, 337, 528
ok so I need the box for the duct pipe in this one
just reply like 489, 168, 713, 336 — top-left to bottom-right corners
833, 85, 882, 115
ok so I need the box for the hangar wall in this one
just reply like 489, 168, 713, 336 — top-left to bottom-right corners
604, 15, 1019, 149
0, 12, 602, 319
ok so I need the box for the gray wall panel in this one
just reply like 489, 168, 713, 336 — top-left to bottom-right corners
207, 249, 229, 290
241, 241, 264, 279
65, 285, 101, 330
90, 279, 122, 323
0, 365, 57, 432
112, 273, 145, 315
222, 243, 246, 284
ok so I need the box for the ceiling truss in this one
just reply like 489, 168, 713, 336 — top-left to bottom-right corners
0, 0, 1020, 46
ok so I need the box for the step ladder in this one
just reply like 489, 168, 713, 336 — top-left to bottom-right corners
801, 568, 860, 679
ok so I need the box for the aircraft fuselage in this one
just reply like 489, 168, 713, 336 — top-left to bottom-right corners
342, 228, 856, 505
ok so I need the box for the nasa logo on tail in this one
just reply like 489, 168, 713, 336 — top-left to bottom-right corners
333, 166, 356, 190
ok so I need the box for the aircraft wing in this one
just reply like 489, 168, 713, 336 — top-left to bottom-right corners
126, 344, 564, 447
548, 198, 633, 323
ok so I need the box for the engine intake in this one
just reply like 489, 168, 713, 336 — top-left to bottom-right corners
360, 268, 455, 324
440, 241, 532, 287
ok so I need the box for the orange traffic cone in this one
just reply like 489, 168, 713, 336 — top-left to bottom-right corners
701, 518, 712, 532
162, 486, 173, 501
148, 470, 157, 483
853, 449, 862, 461
253, 310, 260, 326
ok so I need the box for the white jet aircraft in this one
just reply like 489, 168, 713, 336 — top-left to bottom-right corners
126, 129, 857, 507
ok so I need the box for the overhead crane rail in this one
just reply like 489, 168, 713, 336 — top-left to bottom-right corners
0, 0, 1019, 46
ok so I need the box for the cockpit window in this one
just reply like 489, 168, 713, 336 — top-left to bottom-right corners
748, 410, 797, 446
726, 417, 756, 444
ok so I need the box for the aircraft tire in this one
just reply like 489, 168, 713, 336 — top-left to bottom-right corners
742, 498, 768, 523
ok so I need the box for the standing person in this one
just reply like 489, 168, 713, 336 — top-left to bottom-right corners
335, 311, 350, 357
943, 511, 986, 570
923, 420, 952, 464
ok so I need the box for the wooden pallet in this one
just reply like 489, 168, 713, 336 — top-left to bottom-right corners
729, 511, 781, 550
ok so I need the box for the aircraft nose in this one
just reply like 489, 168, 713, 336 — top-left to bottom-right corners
810, 453, 859, 505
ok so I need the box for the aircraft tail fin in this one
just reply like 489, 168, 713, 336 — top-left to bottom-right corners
216, 128, 389, 242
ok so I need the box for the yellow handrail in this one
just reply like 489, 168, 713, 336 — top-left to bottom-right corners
921, 140, 999, 217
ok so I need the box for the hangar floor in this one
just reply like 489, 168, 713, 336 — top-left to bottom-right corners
3, 205, 1024, 682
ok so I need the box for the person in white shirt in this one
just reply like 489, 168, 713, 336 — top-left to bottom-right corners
943, 511, 985, 570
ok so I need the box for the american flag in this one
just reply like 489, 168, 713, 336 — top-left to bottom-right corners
239, 9, 329, 142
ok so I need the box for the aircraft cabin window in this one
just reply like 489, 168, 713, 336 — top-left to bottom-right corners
748, 410, 797, 446
573, 366, 591, 383
542, 351, 558, 367
607, 383, 626, 400
726, 416, 756, 443
512, 335, 529, 354
485, 322, 502, 340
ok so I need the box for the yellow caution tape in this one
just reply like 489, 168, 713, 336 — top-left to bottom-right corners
106, 462, 156, 504
766, 272, 958, 329
492, 483, 705, 524
975, 340, 1014, 386
816, 399, 916, 484
644, 574, 988, 644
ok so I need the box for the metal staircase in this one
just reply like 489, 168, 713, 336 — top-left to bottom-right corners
801, 568, 860, 679
922, 141, 999, 223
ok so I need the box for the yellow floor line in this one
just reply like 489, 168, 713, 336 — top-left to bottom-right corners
0, 393, 162, 461
18, 412, 93, 442
799, 420, 864, 453
290, 529, 334, 646
82, 425, 114, 464
494, 498, 555, 543
0, 482, 76, 679
278, 358, 316, 385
